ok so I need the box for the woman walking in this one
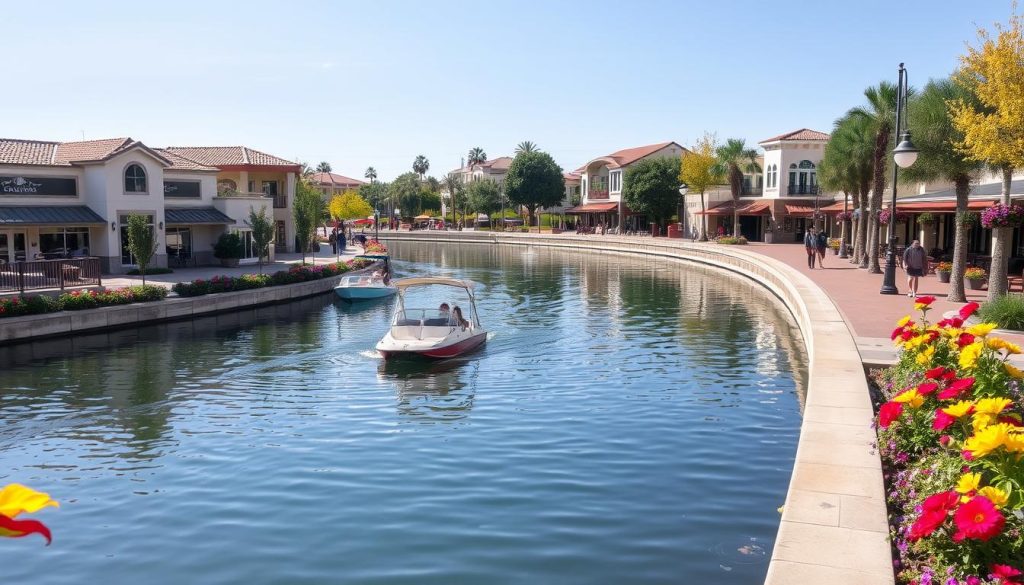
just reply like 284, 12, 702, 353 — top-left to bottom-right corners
815, 229, 828, 268
803, 228, 817, 269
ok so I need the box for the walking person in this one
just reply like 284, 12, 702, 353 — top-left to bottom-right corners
803, 228, 817, 269
329, 228, 338, 255
338, 228, 347, 255
815, 229, 828, 268
902, 239, 928, 298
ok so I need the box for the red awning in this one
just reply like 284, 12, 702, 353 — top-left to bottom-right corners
784, 204, 816, 216
696, 201, 771, 216
885, 200, 996, 212
566, 202, 621, 213
819, 201, 849, 212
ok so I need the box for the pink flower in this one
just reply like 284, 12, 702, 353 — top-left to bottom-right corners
990, 564, 1023, 584
953, 496, 1004, 542
959, 302, 981, 320
933, 410, 956, 431
879, 401, 904, 428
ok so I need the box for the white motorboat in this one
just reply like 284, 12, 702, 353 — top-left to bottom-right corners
334, 255, 396, 301
375, 277, 487, 360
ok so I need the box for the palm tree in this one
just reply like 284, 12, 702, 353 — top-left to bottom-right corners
822, 114, 875, 265
413, 155, 430, 181
515, 141, 538, 154
442, 173, 463, 229
364, 167, 377, 183
902, 78, 983, 303
849, 82, 901, 273
316, 161, 332, 173
467, 147, 487, 169
712, 139, 760, 237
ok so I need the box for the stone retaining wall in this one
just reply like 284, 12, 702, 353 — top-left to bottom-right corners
380, 231, 893, 585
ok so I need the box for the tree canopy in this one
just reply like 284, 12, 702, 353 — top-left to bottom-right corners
125, 213, 157, 284
466, 179, 501, 217
359, 181, 387, 210
413, 155, 430, 179
504, 151, 565, 225
293, 177, 324, 262
329, 191, 373, 221
364, 167, 377, 183
246, 205, 275, 273
467, 147, 487, 168
388, 172, 422, 216
316, 161, 332, 173
678, 133, 721, 195
621, 156, 681, 225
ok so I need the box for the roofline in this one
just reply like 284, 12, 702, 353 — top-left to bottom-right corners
217, 164, 303, 173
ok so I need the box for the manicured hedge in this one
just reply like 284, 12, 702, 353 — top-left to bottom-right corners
170, 259, 373, 297
126, 267, 174, 275
0, 285, 168, 319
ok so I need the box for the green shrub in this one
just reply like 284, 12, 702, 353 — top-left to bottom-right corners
0, 295, 62, 318
0, 285, 167, 318
978, 294, 1024, 331
171, 259, 372, 297
716, 236, 748, 245
213, 232, 244, 259
126, 267, 174, 275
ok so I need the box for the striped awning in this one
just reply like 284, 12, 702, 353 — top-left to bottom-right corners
784, 204, 817, 216
0, 206, 105, 225
565, 202, 620, 213
695, 201, 771, 216
165, 207, 234, 225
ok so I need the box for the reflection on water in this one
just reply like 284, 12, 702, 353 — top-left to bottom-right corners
0, 241, 806, 585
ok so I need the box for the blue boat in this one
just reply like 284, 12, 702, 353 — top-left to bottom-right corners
334, 255, 397, 302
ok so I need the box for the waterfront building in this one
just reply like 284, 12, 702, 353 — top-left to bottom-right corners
311, 171, 365, 201
0, 138, 300, 273
449, 156, 513, 186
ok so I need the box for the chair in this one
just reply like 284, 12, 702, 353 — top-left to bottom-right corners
1008, 258, 1024, 293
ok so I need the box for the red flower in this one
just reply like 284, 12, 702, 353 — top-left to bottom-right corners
879, 401, 904, 428
891, 326, 905, 340
958, 332, 976, 348
924, 366, 947, 379
917, 382, 939, 396
953, 496, 1004, 541
939, 377, 975, 400
908, 509, 947, 540
923, 490, 960, 512
938, 317, 965, 328
990, 564, 1023, 584
901, 329, 916, 342
999, 414, 1023, 427
960, 301, 981, 320
916, 295, 937, 306
939, 434, 952, 446
933, 409, 956, 431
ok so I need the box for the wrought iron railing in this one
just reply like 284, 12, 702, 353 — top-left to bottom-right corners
741, 186, 763, 196
0, 257, 102, 294
588, 190, 610, 200
786, 184, 819, 195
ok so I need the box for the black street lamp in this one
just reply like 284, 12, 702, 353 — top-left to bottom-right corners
880, 63, 920, 295
678, 184, 688, 238
374, 209, 380, 240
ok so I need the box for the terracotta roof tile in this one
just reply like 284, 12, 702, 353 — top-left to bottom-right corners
55, 138, 133, 164
312, 171, 366, 186
484, 156, 513, 171
584, 142, 686, 169
0, 138, 60, 166
155, 149, 219, 171
759, 128, 830, 144
164, 146, 298, 168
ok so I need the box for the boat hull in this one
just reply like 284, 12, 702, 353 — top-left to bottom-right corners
377, 330, 487, 360
334, 286, 397, 301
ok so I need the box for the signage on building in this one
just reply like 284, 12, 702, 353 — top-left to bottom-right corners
164, 180, 201, 198
0, 176, 77, 196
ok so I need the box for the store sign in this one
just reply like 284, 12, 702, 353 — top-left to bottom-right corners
0, 176, 77, 196
164, 181, 201, 197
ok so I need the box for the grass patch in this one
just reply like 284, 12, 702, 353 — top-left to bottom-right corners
978, 294, 1024, 331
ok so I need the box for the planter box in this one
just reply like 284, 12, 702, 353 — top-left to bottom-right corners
937, 271, 951, 283
966, 278, 986, 290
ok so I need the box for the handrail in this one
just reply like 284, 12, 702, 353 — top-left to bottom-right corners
0, 257, 102, 293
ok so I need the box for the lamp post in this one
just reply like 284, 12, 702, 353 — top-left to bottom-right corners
374, 209, 380, 240
880, 62, 920, 295
678, 184, 689, 239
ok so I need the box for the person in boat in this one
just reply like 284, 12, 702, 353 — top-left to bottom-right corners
438, 303, 451, 321
370, 270, 384, 284
452, 306, 469, 330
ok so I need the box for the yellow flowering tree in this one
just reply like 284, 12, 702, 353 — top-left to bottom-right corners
328, 190, 373, 222
950, 9, 1024, 298
678, 132, 723, 241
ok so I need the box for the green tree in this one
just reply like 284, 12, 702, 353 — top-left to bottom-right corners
678, 132, 723, 241
467, 147, 487, 168
821, 114, 874, 265
419, 190, 442, 215
505, 151, 565, 226
413, 155, 430, 181
246, 205, 275, 274
622, 156, 682, 228
388, 172, 422, 216
424, 175, 441, 193
316, 161, 332, 173
126, 213, 157, 285
293, 177, 323, 264
713, 138, 760, 236
329, 191, 374, 222
515, 141, 538, 154
364, 166, 377, 183
903, 77, 984, 302
849, 82, 902, 273
466, 179, 501, 226
442, 173, 465, 228
359, 181, 387, 210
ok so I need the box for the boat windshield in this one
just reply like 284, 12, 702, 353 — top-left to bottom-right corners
394, 308, 460, 327
340, 274, 386, 287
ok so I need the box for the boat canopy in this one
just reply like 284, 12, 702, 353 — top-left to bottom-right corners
394, 277, 475, 291
354, 254, 390, 260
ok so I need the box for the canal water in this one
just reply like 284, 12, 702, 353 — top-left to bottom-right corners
0, 241, 806, 584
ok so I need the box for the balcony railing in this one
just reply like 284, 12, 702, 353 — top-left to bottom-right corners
741, 186, 763, 196
217, 190, 272, 199
0, 257, 102, 293
787, 184, 819, 195
273, 195, 288, 209
588, 189, 610, 200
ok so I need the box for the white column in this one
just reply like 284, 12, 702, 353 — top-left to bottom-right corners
239, 171, 249, 193
285, 172, 296, 205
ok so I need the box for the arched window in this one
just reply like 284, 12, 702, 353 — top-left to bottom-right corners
125, 164, 147, 193
787, 160, 818, 194
771, 164, 778, 188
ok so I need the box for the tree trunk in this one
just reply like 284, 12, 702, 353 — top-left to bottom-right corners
987, 166, 1014, 300
866, 125, 889, 273
949, 175, 971, 303
731, 165, 742, 237
699, 191, 708, 241
866, 188, 883, 272
854, 186, 869, 265
839, 191, 849, 258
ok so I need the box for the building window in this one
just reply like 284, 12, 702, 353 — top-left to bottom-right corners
609, 171, 622, 193
275, 220, 287, 251
119, 214, 155, 265
788, 160, 817, 194
166, 227, 192, 260
39, 227, 90, 259
124, 164, 147, 193
233, 229, 258, 260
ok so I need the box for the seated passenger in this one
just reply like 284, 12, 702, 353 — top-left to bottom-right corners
452, 306, 469, 330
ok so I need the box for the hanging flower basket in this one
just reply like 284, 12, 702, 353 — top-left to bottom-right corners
980, 203, 1024, 228
878, 208, 909, 225
835, 211, 853, 223
917, 212, 936, 225
956, 211, 980, 227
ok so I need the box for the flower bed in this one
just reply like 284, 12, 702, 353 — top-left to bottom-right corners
363, 240, 388, 255
875, 297, 1024, 584
0, 285, 168, 319
715, 235, 748, 245
171, 259, 372, 297
965, 267, 988, 281
981, 203, 1024, 229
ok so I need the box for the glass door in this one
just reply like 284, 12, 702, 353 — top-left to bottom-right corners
0, 231, 27, 262
0, 232, 8, 263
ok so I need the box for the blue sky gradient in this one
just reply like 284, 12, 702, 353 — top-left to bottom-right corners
0, 0, 1013, 180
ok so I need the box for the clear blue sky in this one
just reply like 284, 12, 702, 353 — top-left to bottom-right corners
0, 0, 1012, 181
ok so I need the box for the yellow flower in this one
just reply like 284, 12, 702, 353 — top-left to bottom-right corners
1006, 430, 1024, 453
959, 342, 984, 370
1007, 362, 1024, 379
955, 472, 982, 494
916, 345, 935, 367
966, 323, 998, 337
897, 315, 912, 327
973, 413, 996, 431
975, 397, 1013, 415
987, 337, 1022, 355
944, 327, 964, 339
942, 400, 975, 418
977, 486, 1009, 508
964, 423, 1016, 458
0, 484, 58, 519
893, 388, 925, 409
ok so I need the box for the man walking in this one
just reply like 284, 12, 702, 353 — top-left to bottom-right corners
902, 239, 928, 298
803, 228, 817, 269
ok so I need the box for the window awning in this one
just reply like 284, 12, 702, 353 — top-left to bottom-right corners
565, 202, 621, 213
0, 206, 106, 225
784, 204, 817, 216
165, 207, 235, 225
884, 200, 996, 212
818, 201, 849, 212
696, 201, 771, 216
